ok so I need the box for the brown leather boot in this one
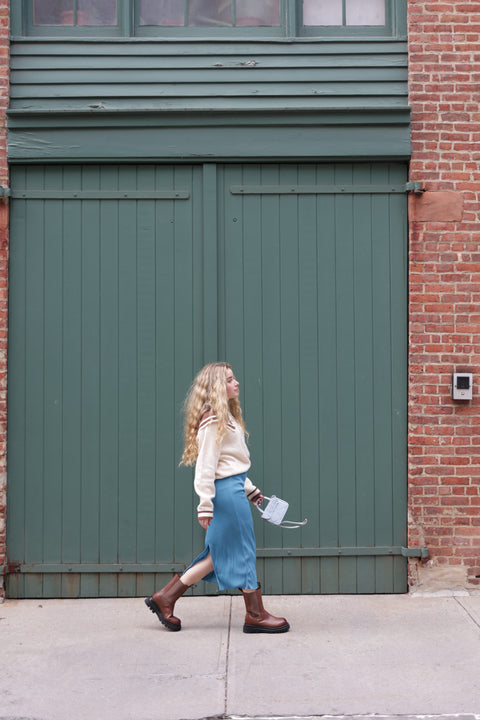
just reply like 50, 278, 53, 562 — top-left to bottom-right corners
242, 584, 290, 634
145, 575, 189, 631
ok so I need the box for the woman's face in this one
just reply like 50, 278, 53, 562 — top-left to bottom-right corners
226, 368, 240, 399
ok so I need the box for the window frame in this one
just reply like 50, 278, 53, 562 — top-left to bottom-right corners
18, 0, 129, 37
12, 0, 405, 40
135, 0, 285, 38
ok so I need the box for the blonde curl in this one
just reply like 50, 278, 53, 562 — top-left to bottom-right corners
179, 362, 247, 466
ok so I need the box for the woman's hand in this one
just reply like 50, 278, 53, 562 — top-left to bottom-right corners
198, 516, 212, 530
254, 494, 265, 506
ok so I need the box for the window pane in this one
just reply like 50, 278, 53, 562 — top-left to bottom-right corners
346, 0, 385, 25
236, 0, 280, 26
139, 0, 184, 26
188, 0, 233, 26
77, 0, 117, 26
33, 0, 73, 25
303, 0, 342, 26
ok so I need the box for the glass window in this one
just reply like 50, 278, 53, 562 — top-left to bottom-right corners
303, 0, 342, 26
33, 0, 117, 26
21, 0, 397, 37
188, 0, 232, 27
236, 0, 280, 26
346, 0, 385, 25
138, 0, 184, 26
303, 0, 386, 27
138, 0, 280, 28
77, 0, 117, 26
33, 0, 73, 25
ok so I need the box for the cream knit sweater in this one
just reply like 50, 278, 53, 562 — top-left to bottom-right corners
194, 414, 261, 518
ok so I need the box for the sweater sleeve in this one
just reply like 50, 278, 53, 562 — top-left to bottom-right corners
244, 476, 262, 503
194, 418, 221, 518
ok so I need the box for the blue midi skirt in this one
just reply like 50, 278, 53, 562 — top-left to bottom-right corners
184, 471, 258, 591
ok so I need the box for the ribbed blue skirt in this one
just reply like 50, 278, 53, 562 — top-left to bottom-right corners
184, 471, 258, 591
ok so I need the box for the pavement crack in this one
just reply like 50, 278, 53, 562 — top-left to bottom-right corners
454, 596, 480, 630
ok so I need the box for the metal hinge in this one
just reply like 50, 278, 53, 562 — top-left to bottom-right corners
0, 186, 11, 197
231, 183, 425, 196
9, 190, 189, 200
256, 546, 429, 559
401, 546, 429, 559
405, 181, 425, 194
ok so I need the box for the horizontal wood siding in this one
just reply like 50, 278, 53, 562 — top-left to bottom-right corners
9, 40, 408, 112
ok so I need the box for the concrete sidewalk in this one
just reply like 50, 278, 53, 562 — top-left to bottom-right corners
1, 593, 480, 720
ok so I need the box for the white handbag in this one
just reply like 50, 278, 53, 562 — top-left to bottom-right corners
256, 495, 307, 529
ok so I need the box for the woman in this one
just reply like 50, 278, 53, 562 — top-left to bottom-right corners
145, 362, 289, 634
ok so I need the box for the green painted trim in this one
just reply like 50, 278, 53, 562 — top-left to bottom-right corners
7, 124, 412, 162
7, 107, 411, 126
7, 107, 411, 162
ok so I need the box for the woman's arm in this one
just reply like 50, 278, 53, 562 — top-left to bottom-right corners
194, 416, 221, 523
244, 477, 263, 505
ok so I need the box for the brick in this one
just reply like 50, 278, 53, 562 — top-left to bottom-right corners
408, 0, 480, 584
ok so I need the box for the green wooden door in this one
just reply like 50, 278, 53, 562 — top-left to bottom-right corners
219, 163, 408, 594
6, 162, 408, 597
6, 164, 206, 598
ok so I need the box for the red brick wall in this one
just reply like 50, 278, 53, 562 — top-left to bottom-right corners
0, 0, 8, 598
408, 0, 480, 588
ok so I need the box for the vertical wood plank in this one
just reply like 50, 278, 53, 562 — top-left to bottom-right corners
98, 166, 120, 597
154, 165, 176, 565
42, 167, 64, 599
136, 167, 157, 569
117, 167, 138, 570
78, 166, 101, 598
23, 168, 45, 598
298, 164, 321, 593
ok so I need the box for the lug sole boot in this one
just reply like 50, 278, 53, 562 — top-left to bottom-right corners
242, 584, 290, 634
145, 574, 189, 631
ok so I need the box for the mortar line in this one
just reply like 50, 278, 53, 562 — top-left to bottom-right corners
454, 595, 480, 630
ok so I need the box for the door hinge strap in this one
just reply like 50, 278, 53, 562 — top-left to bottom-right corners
230, 184, 414, 195
1, 562, 186, 575
10, 190, 190, 200
256, 546, 428, 559
405, 181, 425, 194
401, 546, 429, 559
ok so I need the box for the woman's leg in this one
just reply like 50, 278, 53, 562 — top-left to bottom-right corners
241, 584, 290, 634
181, 553, 214, 586
145, 553, 214, 631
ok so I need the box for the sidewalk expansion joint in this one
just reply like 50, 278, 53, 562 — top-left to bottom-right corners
223, 596, 233, 717
454, 596, 480, 631
222, 715, 480, 720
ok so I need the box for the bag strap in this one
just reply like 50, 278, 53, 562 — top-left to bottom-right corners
276, 519, 308, 529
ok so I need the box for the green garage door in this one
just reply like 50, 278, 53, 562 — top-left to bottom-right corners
6, 162, 408, 597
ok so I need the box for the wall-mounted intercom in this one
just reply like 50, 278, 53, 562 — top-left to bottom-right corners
452, 372, 473, 401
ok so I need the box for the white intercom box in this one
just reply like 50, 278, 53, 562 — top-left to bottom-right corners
452, 373, 473, 400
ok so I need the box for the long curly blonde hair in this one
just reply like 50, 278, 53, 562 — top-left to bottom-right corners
179, 362, 247, 466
